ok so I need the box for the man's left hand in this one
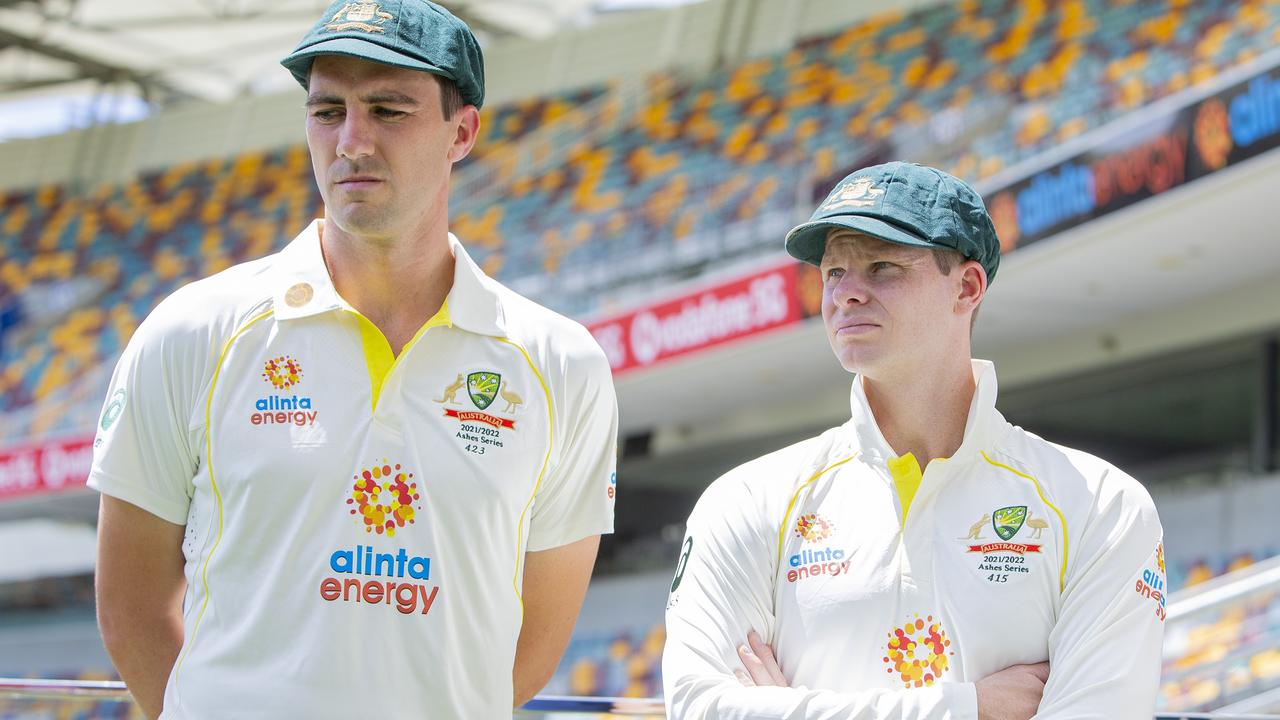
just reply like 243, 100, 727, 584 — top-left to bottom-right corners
735, 629, 790, 687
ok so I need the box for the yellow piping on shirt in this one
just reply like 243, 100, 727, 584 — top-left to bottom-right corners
173, 309, 274, 696
498, 337, 553, 615
981, 451, 1069, 592
775, 453, 860, 568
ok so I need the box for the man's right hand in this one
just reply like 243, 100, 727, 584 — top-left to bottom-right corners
975, 662, 1050, 720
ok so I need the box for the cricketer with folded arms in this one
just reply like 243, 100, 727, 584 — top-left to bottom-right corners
662, 162, 1165, 720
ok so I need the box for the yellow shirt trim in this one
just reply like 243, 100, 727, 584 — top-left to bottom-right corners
498, 337, 554, 614
174, 308, 275, 695
981, 451, 1069, 592
886, 452, 925, 528
776, 453, 860, 568
350, 300, 452, 414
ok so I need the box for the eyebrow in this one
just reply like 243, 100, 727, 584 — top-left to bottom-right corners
305, 91, 421, 107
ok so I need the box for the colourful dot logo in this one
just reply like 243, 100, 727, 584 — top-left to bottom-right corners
794, 513, 833, 543
1156, 542, 1166, 576
883, 614, 953, 688
347, 460, 421, 537
262, 355, 303, 390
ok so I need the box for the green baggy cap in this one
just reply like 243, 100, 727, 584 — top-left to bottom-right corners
281, 0, 485, 109
785, 161, 1001, 283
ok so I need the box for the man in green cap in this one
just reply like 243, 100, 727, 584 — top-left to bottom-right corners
91, 2, 618, 717
663, 162, 1165, 719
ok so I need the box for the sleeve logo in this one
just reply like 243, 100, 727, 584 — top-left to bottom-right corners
1135, 541, 1167, 622
99, 389, 126, 431
670, 536, 693, 594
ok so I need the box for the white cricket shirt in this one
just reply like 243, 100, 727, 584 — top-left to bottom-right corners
663, 360, 1165, 719
89, 221, 618, 719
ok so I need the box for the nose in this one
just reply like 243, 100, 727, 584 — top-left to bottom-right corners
830, 270, 869, 307
336, 111, 374, 160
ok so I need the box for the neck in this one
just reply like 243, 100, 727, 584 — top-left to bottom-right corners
318, 214, 453, 355
862, 356, 976, 467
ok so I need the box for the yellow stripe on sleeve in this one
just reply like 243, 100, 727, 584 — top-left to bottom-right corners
497, 337, 553, 614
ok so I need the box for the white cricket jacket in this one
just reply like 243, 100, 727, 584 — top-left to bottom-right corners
663, 360, 1165, 719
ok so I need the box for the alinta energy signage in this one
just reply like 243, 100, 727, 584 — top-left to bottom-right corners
985, 58, 1280, 252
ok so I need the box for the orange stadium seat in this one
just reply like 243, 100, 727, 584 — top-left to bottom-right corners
6, 0, 1280, 432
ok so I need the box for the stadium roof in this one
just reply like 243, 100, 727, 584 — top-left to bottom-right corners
0, 0, 686, 105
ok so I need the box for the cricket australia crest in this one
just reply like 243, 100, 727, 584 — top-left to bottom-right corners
467, 371, 501, 411
992, 505, 1027, 541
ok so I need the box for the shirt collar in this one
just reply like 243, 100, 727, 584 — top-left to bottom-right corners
271, 220, 343, 320
271, 220, 507, 337
846, 359, 1003, 462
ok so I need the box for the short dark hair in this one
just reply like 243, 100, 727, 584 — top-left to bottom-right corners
438, 76, 463, 120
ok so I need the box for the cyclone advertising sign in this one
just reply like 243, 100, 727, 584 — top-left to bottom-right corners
588, 262, 818, 375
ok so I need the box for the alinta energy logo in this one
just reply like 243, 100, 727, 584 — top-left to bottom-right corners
786, 513, 849, 584
794, 513, 833, 542
319, 458, 440, 616
1134, 541, 1167, 622
883, 614, 954, 689
252, 355, 318, 427
347, 460, 421, 537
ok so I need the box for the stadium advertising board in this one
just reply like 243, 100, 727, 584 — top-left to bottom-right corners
0, 436, 93, 502
589, 262, 823, 375
986, 59, 1280, 251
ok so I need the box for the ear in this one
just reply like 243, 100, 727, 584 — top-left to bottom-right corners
955, 260, 986, 316
448, 105, 481, 163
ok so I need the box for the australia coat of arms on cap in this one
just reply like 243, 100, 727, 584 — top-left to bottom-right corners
325, 2, 394, 33
822, 177, 885, 211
